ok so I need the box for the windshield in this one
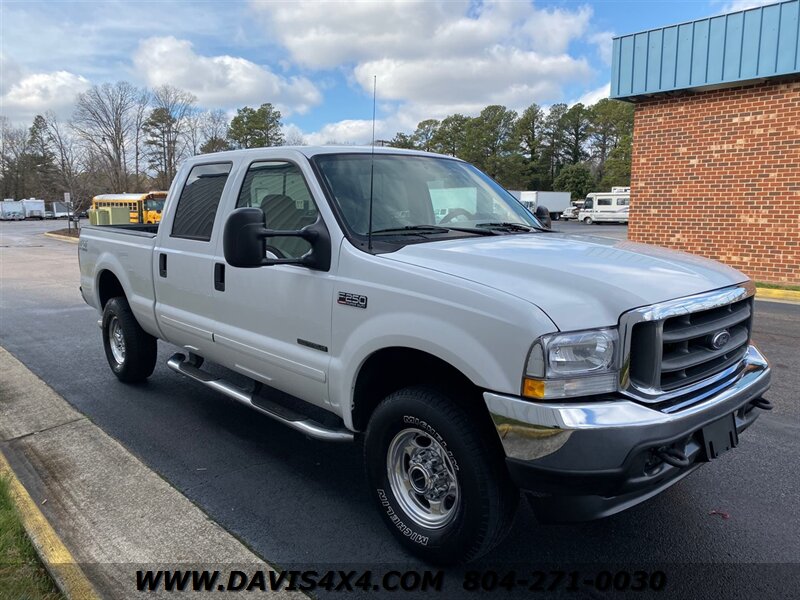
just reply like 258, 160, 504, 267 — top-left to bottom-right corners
144, 199, 164, 211
313, 154, 540, 237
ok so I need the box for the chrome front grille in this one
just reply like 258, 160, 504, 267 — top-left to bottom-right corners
619, 283, 755, 405
659, 298, 751, 390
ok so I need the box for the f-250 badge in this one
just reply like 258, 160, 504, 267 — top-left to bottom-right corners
338, 292, 368, 309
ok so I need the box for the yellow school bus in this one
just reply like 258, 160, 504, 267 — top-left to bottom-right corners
90, 191, 168, 224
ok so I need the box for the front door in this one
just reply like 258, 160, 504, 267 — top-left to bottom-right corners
212, 159, 333, 407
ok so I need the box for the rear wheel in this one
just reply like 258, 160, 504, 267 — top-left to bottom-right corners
364, 385, 518, 564
102, 296, 157, 382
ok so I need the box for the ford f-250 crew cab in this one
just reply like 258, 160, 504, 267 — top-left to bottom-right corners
79, 147, 772, 564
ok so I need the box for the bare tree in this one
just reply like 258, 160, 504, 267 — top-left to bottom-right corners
198, 109, 231, 154
72, 81, 143, 192
0, 117, 33, 199
142, 85, 196, 188
283, 128, 307, 146
183, 110, 204, 156
42, 112, 86, 209
131, 88, 151, 189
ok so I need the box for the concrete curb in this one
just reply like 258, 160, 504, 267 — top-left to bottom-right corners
0, 346, 298, 599
0, 450, 100, 599
755, 287, 800, 303
43, 231, 80, 244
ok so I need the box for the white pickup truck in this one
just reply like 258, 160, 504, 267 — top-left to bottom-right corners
79, 147, 772, 564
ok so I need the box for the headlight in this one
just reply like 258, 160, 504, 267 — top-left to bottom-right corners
523, 329, 618, 400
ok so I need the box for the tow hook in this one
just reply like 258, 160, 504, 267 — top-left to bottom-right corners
653, 446, 691, 468
751, 397, 773, 410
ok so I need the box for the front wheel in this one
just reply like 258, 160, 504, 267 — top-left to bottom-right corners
583, 217, 593, 224
102, 296, 157, 382
364, 386, 518, 564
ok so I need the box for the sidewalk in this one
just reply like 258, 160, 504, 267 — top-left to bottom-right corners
0, 346, 295, 599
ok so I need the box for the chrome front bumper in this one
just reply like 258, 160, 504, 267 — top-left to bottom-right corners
483, 345, 771, 520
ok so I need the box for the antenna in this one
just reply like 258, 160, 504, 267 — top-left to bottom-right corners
367, 75, 376, 251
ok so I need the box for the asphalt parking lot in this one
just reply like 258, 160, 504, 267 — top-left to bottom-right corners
1, 219, 798, 598
550, 218, 629, 240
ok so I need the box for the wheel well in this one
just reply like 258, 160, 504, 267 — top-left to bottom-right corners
97, 270, 125, 308
351, 347, 482, 431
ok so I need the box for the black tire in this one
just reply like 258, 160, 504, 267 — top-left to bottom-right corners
364, 385, 518, 564
102, 296, 157, 383
584, 216, 593, 225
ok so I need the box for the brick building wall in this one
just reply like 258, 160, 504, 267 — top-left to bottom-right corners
629, 78, 800, 285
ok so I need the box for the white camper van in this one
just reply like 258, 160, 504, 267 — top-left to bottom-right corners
579, 192, 630, 224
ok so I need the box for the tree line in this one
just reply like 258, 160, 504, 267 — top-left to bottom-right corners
0, 79, 633, 210
387, 99, 633, 199
0, 81, 291, 210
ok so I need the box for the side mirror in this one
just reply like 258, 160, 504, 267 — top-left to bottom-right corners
534, 205, 552, 228
223, 207, 331, 271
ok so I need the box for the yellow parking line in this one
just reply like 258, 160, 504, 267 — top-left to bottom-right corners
756, 287, 800, 303
0, 450, 100, 600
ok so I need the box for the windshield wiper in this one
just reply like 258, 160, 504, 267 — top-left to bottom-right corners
475, 222, 537, 232
371, 224, 502, 237
371, 225, 452, 235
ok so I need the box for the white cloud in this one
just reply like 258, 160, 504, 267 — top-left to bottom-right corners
589, 31, 615, 66
573, 83, 610, 107
354, 51, 589, 108
256, 1, 464, 69
301, 119, 383, 146
1, 60, 90, 122
254, 0, 595, 110
133, 37, 322, 115
718, 0, 775, 13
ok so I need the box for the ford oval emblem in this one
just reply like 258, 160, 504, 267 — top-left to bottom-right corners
710, 330, 731, 350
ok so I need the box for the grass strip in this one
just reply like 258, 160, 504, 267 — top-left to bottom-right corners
0, 475, 64, 600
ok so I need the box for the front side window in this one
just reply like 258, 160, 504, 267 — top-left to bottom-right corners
584, 199, 594, 209
171, 163, 231, 241
236, 161, 319, 258
313, 154, 539, 237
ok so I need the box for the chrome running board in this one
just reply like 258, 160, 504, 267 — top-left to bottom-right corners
166, 353, 354, 442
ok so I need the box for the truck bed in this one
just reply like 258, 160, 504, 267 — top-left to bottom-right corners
79, 223, 159, 337
82, 223, 159, 235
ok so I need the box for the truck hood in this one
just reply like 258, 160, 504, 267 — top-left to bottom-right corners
384, 233, 748, 330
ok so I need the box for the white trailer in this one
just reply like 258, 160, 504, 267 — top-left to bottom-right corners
508, 191, 572, 219
0, 200, 25, 220
21, 198, 45, 219
51, 201, 72, 219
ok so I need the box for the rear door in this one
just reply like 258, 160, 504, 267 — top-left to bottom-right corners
153, 161, 234, 355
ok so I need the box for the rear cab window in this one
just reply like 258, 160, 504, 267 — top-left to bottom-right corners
171, 163, 232, 241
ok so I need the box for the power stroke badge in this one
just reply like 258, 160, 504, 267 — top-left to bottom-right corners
338, 292, 368, 309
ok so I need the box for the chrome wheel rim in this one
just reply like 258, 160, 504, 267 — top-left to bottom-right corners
108, 316, 126, 364
387, 428, 460, 529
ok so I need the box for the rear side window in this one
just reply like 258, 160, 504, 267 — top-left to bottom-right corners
597, 198, 612, 206
171, 163, 232, 241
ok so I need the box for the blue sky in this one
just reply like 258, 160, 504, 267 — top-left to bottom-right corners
0, 0, 770, 143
